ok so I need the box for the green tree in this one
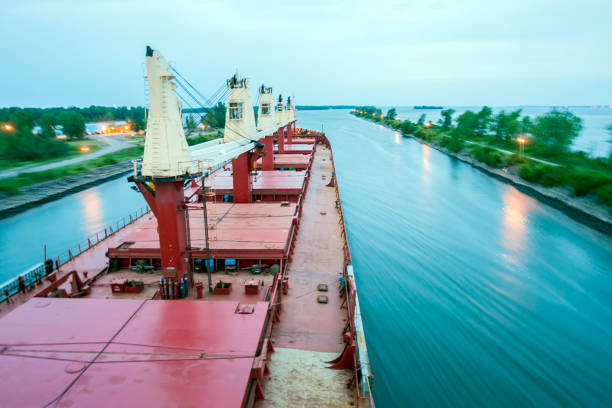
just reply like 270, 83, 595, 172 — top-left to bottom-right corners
129, 114, 146, 132
185, 115, 197, 135
202, 102, 226, 128
492, 110, 521, 142
400, 120, 417, 135
532, 109, 582, 153
38, 113, 57, 138
57, 111, 86, 139
454, 110, 478, 139
474, 106, 493, 137
520, 115, 533, 134
9, 111, 35, 131
385, 108, 397, 121
417, 114, 426, 126
439, 109, 455, 130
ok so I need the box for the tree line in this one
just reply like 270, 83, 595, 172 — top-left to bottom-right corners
355, 106, 586, 155
0, 106, 146, 127
0, 106, 144, 163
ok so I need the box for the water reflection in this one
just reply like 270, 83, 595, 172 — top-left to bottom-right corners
394, 131, 400, 144
421, 144, 431, 173
501, 186, 533, 254
80, 190, 103, 235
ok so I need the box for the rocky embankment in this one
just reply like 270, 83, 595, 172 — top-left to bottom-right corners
0, 160, 133, 218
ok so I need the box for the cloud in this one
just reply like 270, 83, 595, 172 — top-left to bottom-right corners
0, 0, 610, 106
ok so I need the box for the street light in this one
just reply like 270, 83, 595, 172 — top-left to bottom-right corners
516, 136, 528, 157
2, 123, 13, 131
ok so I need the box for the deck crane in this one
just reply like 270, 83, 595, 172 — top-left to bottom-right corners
131, 46, 296, 284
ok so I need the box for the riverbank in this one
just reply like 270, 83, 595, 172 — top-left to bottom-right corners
0, 160, 133, 218
357, 115, 612, 236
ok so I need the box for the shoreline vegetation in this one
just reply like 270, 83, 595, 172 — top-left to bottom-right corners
0, 106, 146, 170
0, 131, 222, 198
352, 106, 612, 235
0, 104, 226, 198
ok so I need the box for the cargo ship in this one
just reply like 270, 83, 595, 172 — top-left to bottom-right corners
0, 47, 374, 407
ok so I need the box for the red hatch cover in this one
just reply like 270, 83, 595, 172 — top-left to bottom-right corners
0, 298, 270, 407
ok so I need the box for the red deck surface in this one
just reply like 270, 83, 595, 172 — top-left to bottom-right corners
108, 202, 297, 259
0, 298, 268, 407
255, 153, 311, 170
285, 137, 315, 144
274, 143, 314, 153
204, 168, 306, 194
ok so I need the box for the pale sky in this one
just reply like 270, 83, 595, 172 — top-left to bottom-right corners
1, 0, 611, 107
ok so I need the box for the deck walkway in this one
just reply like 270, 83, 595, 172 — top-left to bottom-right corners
273, 144, 346, 352
260, 144, 353, 406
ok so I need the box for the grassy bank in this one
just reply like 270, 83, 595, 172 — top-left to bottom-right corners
0, 139, 107, 171
353, 107, 612, 210
0, 131, 223, 196
0, 146, 144, 195
186, 130, 223, 145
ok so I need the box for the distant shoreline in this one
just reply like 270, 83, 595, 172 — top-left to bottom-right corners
295, 105, 356, 110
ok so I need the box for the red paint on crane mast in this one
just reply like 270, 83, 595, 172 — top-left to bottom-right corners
287, 122, 294, 144
277, 128, 285, 153
232, 151, 253, 203
136, 180, 189, 278
262, 135, 274, 170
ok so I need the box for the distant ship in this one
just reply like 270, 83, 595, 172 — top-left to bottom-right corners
414, 105, 443, 109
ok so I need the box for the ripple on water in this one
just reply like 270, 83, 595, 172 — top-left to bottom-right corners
299, 110, 612, 407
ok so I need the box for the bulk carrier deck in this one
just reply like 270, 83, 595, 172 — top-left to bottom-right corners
0, 48, 373, 407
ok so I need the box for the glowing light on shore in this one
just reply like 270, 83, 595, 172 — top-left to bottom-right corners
56, 134, 68, 139
2, 123, 13, 131
424, 121, 432, 128
79, 146, 91, 152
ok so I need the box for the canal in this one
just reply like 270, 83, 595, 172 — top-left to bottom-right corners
298, 110, 612, 407
1, 109, 611, 406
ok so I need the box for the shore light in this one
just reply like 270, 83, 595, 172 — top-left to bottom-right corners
516, 135, 528, 156
79, 146, 91, 152
424, 121, 432, 128
2, 123, 13, 131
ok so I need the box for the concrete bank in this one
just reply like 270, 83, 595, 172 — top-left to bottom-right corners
0, 160, 133, 219
361, 117, 612, 237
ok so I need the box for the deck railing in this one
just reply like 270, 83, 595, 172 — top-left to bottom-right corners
0, 263, 46, 302
1, 205, 150, 303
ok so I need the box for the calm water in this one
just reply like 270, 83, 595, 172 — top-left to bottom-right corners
0, 176, 144, 281
299, 110, 612, 407
1, 110, 611, 407
389, 106, 612, 158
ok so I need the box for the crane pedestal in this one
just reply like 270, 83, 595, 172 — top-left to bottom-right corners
136, 180, 189, 279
